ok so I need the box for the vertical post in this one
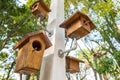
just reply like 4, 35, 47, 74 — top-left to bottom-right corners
22, 74, 27, 80
39, 0, 66, 80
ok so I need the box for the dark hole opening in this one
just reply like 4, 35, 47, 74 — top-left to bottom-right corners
83, 20, 86, 23
32, 40, 41, 51
33, 3, 38, 8
83, 20, 87, 25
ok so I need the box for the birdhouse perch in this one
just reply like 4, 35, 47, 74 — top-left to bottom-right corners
13, 31, 52, 74
60, 11, 96, 40
30, 0, 51, 20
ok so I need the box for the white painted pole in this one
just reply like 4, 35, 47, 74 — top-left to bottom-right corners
22, 74, 27, 80
39, 0, 66, 80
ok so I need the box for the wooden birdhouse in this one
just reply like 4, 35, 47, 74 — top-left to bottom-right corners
13, 31, 52, 74
66, 56, 84, 73
30, 0, 51, 20
60, 11, 96, 40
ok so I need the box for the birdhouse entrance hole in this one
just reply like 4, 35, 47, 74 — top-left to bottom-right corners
32, 40, 42, 51
33, 3, 38, 9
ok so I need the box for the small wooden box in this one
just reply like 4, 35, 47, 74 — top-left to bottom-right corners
30, 1, 51, 19
66, 56, 84, 73
13, 31, 52, 74
60, 11, 96, 40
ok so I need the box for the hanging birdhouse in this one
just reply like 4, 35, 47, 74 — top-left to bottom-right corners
13, 31, 52, 74
30, 0, 51, 20
66, 56, 84, 73
60, 11, 96, 40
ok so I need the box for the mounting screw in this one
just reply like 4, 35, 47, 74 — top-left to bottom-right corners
58, 49, 64, 58
48, 31, 53, 37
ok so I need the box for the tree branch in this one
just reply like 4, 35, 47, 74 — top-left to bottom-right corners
6, 60, 15, 80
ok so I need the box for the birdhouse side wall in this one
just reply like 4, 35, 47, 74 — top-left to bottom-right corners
32, 3, 48, 17
66, 19, 90, 39
70, 27, 90, 39
38, 3, 48, 16
66, 57, 80, 73
32, 5, 40, 17
66, 20, 82, 36
66, 57, 70, 71
15, 42, 29, 73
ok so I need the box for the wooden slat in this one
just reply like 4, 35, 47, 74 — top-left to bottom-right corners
66, 56, 84, 73
65, 19, 90, 39
66, 56, 84, 63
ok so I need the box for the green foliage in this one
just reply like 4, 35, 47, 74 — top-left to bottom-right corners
114, 51, 120, 66
0, 0, 39, 79
0, 0, 39, 50
0, 52, 8, 61
96, 57, 114, 74
92, 1, 113, 16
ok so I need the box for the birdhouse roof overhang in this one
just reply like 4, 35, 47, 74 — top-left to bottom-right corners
13, 31, 52, 50
30, 0, 51, 12
60, 11, 96, 30
66, 56, 84, 63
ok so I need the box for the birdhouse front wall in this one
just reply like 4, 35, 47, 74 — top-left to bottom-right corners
32, 2, 41, 17
27, 35, 46, 69
32, 2, 48, 17
15, 42, 30, 73
81, 17, 91, 31
66, 18, 90, 39
15, 35, 46, 74
38, 3, 48, 16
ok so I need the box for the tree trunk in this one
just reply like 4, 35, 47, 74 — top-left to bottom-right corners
26, 74, 30, 80
92, 68, 98, 80
99, 74, 103, 80
20, 74, 22, 80
93, 57, 98, 80
103, 73, 108, 80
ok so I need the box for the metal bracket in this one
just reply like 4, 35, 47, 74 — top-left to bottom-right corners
58, 38, 77, 58
58, 49, 64, 58
37, 17, 53, 37
40, 27, 53, 37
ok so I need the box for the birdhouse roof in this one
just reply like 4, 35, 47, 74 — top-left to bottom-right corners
66, 56, 84, 63
13, 31, 52, 50
30, 0, 51, 12
60, 11, 96, 30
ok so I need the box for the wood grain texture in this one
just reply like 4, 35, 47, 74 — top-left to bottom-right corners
60, 11, 96, 39
14, 31, 52, 74
30, 0, 51, 18
66, 56, 84, 73
15, 35, 46, 74
60, 11, 96, 30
